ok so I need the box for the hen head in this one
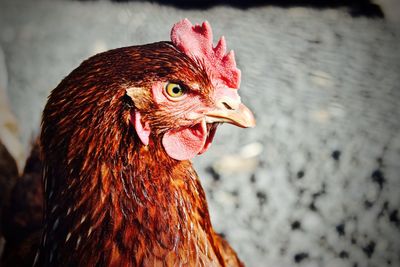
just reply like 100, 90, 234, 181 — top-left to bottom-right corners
44, 19, 254, 164
126, 19, 255, 160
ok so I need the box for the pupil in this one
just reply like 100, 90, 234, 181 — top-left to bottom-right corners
172, 87, 181, 94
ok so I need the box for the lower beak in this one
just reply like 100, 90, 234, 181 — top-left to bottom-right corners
205, 102, 256, 128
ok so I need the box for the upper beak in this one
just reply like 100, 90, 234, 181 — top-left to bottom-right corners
205, 97, 256, 128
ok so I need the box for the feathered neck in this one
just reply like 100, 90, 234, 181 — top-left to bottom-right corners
36, 41, 243, 266
37, 89, 223, 266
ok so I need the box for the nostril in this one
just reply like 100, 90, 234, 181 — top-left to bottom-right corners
222, 102, 234, 110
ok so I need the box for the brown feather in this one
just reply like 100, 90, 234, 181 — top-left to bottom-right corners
36, 42, 243, 266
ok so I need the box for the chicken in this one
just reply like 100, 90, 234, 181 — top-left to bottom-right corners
33, 19, 255, 266
1, 140, 43, 267
0, 141, 19, 253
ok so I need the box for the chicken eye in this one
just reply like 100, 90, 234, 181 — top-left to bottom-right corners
165, 82, 185, 98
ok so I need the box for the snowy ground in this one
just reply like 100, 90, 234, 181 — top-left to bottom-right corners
0, 0, 399, 266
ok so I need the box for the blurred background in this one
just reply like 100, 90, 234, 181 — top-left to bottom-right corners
0, 0, 399, 266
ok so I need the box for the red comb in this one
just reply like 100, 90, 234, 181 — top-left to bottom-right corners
171, 19, 241, 89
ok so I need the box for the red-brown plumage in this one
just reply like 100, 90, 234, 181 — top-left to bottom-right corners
35, 40, 249, 266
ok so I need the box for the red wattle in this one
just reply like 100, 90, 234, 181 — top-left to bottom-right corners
162, 121, 207, 161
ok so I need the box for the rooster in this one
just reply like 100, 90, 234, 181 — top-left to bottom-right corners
19, 19, 255, 266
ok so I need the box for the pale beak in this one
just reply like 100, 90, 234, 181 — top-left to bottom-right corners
205, 97, 256, 128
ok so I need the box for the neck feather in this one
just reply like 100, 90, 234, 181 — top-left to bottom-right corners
39, 91, 219, 266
